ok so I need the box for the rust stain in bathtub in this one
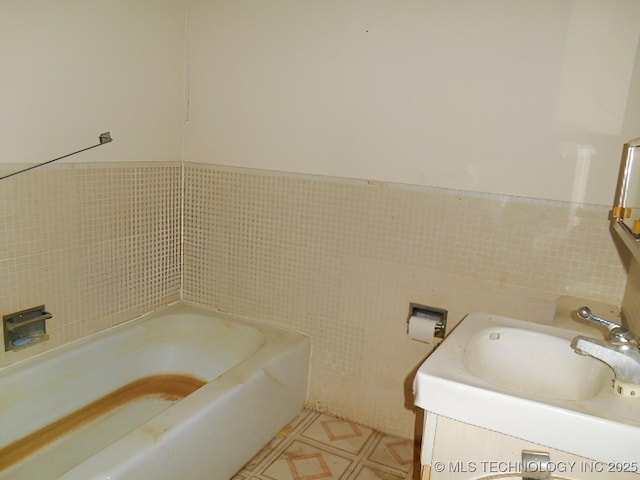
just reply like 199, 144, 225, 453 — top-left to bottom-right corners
0, 373, 206, 472
142, 424, 171, 444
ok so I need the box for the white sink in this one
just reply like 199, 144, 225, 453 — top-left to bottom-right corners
464, 327, 610, 401
414, 313, 640, 464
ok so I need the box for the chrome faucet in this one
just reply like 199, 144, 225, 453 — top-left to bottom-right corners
570, 307, 640, 395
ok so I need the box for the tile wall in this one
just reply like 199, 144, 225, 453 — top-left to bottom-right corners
0, 163, 182, 367
182, 163, 627, 438
0, 161, 630, 438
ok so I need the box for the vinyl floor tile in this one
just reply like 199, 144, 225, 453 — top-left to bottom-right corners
233, 410, 416, 480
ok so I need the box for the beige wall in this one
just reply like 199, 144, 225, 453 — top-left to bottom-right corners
3, 1, 640, 203
1, 0, 639, 440
185, 0, 640, 205
182, 164, 627, 437
0, 159, 629, 436
0, 0, 186, 166
0, 163, 182, 368
0, 2, 186, 366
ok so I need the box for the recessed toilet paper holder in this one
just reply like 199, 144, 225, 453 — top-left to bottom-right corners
407, 303, 447, 339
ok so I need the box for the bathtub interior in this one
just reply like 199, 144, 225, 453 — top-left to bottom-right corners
1, 378, 201, 480
0, 302, 309, 480
0, 304, 266, 447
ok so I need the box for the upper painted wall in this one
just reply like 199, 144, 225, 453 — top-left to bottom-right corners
185, 0, 640, 205
3, 1, 639, 205
0, 0, 186, 165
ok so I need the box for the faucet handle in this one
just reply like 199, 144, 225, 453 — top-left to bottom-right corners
577, 306, 637, 346
577, 306, 621, 330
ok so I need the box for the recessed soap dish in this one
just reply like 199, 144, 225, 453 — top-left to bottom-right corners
3, 305, 51, 352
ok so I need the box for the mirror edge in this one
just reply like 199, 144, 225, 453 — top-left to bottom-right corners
612, 137, 640, 263
613, 220, 640, 261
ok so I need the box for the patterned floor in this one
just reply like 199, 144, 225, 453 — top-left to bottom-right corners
233, 410, 417, 480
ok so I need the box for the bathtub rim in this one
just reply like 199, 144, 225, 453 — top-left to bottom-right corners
0, 300, 311, 479
0, 300, 310, 377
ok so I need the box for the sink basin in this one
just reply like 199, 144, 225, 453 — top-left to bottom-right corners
463, 327, 610, 401
414, 313, 640, 464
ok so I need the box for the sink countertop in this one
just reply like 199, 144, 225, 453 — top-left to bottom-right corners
553, 295, 619, 339
414, 312, 640, 465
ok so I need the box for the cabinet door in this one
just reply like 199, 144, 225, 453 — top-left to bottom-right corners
423, 415, 639, 480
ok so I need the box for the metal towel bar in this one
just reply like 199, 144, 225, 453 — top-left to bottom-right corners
0, 132, 113, 181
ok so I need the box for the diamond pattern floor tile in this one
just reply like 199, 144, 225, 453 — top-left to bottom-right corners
301, 414, 375, 455
350, 465, 405, 480
262, 441, 353, 480
234, 410, 415, 480
368, 436, 415, 474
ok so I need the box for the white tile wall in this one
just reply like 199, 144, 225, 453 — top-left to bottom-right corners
182, 163, 627, 437
0, 163, 182, 367
0, 160, 629, 436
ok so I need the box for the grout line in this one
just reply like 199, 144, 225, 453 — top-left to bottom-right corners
179, 162, 185, 300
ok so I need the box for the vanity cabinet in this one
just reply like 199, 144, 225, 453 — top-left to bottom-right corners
420, 412, 640, 480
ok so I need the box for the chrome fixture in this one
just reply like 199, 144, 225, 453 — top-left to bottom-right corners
577, 306, 637, 345
0, 132, 113, 181
407, 303, 447, 339
98, 132, 113, 144
3, 305, 51, 352
571, 306, 640, 397
522, 450, 551, 480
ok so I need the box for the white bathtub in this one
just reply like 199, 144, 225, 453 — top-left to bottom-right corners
0, 302, 310, 480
